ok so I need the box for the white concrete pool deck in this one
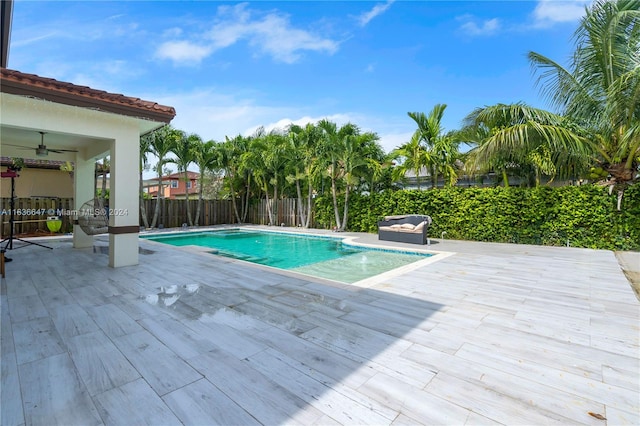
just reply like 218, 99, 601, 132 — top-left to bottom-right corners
2, 226, 639, 425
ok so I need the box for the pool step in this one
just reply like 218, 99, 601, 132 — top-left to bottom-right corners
215, 251, 269, 264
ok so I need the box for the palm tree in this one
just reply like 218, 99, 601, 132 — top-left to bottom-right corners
139, 133, 152, 229
262, 131, 289, 225
148, 125, 177, 228
220, 134, 251, 223
240, 129, 288, 225
530, 0, 639, 190
317, 119, 348, 229
462, 104, 587, 187
193, 139, 221, 226
317, 120, 382, 231
285, 123, 321, 228
407, 104, 460, 188
466, 0, 638, 205
391, 133, 431, 190
172, 131, 199, 226
339, 129, 382, 229
358, 132, 386, 193
96, 157, 109, 199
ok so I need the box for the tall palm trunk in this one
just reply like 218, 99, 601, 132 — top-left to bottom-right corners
339, 185, 350, 231
265, 190, 274, 225
225, 170, 242, 224
150, 174, 163, 228
430, 166, 438, 189
101, 160, 108, 198
231, 193, 242, 224
241, 174, 251, 222
295, 179, 307, 227
195, 176, 204, 226
272, 176, 278, 225
305, 180, 313, 228
184, 170, 193, 226
330, 170, 342, 230
502, 170, 510, 187
139, 169, 150, 229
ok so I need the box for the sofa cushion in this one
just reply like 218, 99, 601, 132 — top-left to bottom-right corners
414, 220, 427, 232
400, 223, 416, 230
384, 215, 409, 221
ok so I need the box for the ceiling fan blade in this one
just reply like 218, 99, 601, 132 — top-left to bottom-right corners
3, 143, 33, 150
48, 148, 78, 153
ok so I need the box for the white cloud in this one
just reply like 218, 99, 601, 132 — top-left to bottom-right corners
149, 88, 298, 143
155, 40, 212, 64
533, 0, 591, 27
162, 27, 183, 38
11, 32, 59, 48
207, 3, 339, 64
251, 115, 415, 154
377, 131, 414, 154
142, 85, 417, 178
245, 114, 355, 137
357, 0, 395, 27
154, 3, 339, 65
459, 17, 501, 36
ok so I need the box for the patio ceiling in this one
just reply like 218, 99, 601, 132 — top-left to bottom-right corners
0, 126, 105, 162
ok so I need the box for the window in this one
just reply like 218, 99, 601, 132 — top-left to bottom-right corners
187, 181, 196, 189
170, 180, 178, 188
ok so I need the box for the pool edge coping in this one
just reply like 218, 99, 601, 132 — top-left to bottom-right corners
140, 225, 457, 286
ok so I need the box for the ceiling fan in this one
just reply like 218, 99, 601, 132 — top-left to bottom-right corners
4, 132, 79, 157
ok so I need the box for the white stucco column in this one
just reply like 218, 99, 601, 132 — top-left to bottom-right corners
108, 129, 140, 267
73, 154, 95, 248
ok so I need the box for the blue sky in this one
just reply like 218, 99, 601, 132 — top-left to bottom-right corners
10, 0, 590, 158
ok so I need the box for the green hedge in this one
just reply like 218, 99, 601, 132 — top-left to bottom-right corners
313, 184, 640, 250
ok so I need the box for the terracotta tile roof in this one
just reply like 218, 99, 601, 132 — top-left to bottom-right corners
0, 68, 176, 123
1, 156, 70, 170
164, 171, 200, 179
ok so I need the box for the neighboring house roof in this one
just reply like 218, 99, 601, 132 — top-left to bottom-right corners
0, 156, 69, 170
164, 171, 200, 180
0, 68, 176, 123
143, 172, 200, 186
156, 171, 200, 180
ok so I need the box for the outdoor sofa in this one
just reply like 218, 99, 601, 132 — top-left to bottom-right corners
377, 214, 432, 245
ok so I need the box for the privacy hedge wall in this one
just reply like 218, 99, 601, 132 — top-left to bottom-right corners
314, 184, 640, 250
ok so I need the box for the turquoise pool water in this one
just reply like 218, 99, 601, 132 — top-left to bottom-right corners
143, 229, 431, 283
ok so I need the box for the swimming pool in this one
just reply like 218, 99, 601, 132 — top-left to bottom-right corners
142, 229, 433, 284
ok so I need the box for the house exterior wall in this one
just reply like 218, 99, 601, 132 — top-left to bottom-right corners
145, 182, 171, 198
144, 174, 199, 199
0, 166, 73, 198
168, 177, 198, 199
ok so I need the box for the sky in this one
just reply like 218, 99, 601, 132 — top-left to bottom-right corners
9, 0, 590, 168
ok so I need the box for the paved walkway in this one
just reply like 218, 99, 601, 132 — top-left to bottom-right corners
1, 228, 638, 425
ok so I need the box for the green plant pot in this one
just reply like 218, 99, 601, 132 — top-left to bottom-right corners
46, 216, 62, 233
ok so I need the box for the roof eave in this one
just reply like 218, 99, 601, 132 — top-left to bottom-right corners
1, 78, 175, 124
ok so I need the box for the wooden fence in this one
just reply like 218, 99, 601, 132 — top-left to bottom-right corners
0, 197, 315, 236
141, 198, 314, 228
0, 197, 75, 237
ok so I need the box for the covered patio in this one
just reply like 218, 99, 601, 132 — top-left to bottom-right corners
0, 68, 175, 267
1, 230, 638, 425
